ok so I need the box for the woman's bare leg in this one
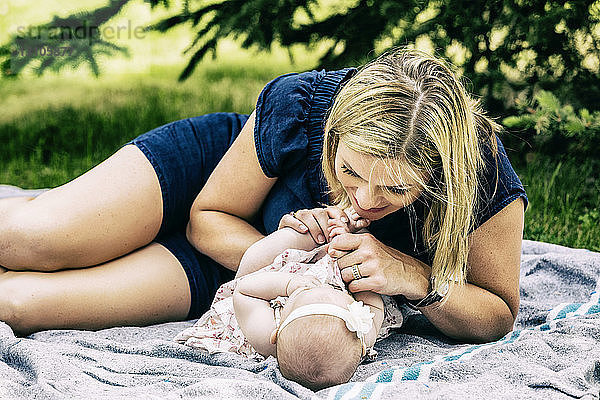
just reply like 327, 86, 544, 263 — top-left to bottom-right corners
0, 144, 163, 271
0, 242, 191, 336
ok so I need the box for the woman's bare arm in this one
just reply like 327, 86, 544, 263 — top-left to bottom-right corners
417, 197, 524, 341
186, 112, 277, 271
330, 198, 524, 342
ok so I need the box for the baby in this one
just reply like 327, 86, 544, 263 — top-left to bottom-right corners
232, 246, 383, 390
175, 209, 402, 390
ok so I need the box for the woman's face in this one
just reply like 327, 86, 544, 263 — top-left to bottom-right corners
334, 141, 426, 221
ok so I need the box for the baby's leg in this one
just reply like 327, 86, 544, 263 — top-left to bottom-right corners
0, 144, 163, 271
0, 242, 190, 335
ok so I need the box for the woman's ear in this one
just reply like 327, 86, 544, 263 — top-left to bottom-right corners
269, 329, 278, 344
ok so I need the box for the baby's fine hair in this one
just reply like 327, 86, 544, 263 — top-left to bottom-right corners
323, 47, 500, 292
276, 314, 363, 391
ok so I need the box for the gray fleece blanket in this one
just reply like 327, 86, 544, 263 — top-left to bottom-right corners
0, 186, 599, 399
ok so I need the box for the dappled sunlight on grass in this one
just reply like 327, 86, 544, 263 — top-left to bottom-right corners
0, 40, 321, 124
1, 2, 328, 190
2, 0, 325, 80
0, 48, 316, 190
0, 157, 94, 190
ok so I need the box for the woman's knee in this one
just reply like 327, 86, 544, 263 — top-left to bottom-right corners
1, 206, 68, 271
0, 273, 39, 335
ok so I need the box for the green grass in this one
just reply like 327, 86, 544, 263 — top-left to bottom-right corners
1, 62, 598, 251
0, 61, 294, 188
516, 156, 600, 251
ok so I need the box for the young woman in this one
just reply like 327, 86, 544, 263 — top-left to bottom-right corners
0, 48, 527, 342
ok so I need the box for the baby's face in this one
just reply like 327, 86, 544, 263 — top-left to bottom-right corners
281, 284, 355, 320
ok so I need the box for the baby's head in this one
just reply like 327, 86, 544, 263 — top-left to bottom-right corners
271, 285, 372, 391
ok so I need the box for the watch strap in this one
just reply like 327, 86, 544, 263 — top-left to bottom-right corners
404, 277, 449, 309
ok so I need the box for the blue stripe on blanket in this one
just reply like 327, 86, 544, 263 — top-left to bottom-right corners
401, 362, 429, 380
329, 289, 600, 399
331, 382, 353, 399
375, 369, 394, 383
328, 383, 378, 400
356, 383, 376, 399
554, 303, 583, 319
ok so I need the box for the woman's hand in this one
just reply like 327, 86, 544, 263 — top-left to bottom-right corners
327, 232, 429, 298
278, 206, 368, 245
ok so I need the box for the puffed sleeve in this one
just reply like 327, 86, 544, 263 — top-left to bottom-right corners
254, 70, 325, 178
473, 135, 529, 231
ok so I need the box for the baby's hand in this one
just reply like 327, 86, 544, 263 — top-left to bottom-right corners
326, 206, 370, 240
344, 206, 371, 232
326, 217, 351, 240
285, 275, 321, 296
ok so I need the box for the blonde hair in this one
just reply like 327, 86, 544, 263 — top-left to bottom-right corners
276, 315, 362, 391
323, 48, 499, 289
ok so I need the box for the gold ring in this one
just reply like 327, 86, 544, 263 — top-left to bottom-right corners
351, 264, 362, 280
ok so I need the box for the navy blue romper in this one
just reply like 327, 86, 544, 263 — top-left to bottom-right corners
126, 68, 529, 319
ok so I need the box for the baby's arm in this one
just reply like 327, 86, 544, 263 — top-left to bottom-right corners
232, 271, 320, 357
236, 206, 370, 278
353, 291, 385, 349
236, 227, 317, 278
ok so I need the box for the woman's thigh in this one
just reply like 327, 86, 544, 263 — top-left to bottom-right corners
1, 112, 249, 271
0, 242, 191, 336
0, 144, 163, 270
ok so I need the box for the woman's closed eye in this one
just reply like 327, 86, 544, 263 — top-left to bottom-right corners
340, 164, 410, 195
340, 164, 361, 179
383, 186, 410, 196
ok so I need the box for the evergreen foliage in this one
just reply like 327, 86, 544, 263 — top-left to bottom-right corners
1, 0, 599, 113
502, 90, 600, 158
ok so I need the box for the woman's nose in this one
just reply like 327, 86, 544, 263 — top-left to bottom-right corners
354, 185, 383, 209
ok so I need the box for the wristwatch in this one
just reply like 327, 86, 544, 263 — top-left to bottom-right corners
404, 277, 449, 309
